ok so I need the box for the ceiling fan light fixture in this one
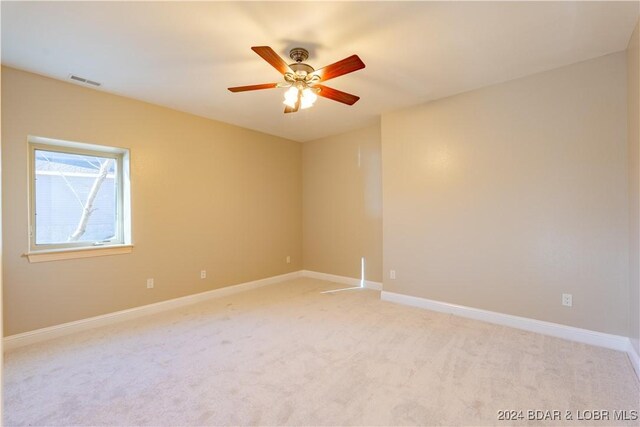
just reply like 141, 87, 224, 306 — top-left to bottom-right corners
229, 46, 365, 113
283, 86, 299, 108
300, 88, 318, 109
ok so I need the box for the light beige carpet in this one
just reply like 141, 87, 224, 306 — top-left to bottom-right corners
4, 277, 639, 426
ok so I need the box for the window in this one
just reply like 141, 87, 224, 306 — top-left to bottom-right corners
28, 136, 131, 255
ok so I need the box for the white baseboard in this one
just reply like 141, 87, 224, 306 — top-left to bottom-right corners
4, 271, 302, 351
6, 270, 636, 381
627, 341, 640, 380
300, 270, 382, 291
381, 290, 632, 353
301, 270, 360, 287
364, 280, 383, 291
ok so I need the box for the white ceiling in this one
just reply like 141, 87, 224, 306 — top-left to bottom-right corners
2, 1, 638, 142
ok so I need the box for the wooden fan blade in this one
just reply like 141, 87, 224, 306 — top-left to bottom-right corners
251, 46, 293, 75
311, 55, 365, 82
228, 83, 278, 92
316, 85, 360, 105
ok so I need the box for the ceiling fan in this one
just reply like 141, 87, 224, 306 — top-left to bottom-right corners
228, 46, 365, 113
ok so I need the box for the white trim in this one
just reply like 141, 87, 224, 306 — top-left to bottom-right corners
27, 135, 132, 253
4, 271, 302, 350
301, 270, 361, 287
301, 270, 383, 290
381, 291, 631, 352
364, 280, 383, 291
29, 135, 128, 155
25, 244, 134, 263
627, 341, 640, 380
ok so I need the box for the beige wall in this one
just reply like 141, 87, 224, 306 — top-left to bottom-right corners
382, 52, 629, 335
2, 48, 634, 340
628, 21, 640, 353
303, 123, 382, 282
2, 66, 302, 336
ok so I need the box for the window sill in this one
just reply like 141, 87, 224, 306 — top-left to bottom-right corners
24, 244, 134, 263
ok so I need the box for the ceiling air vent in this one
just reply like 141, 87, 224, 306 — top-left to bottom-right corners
68, 74, 101, 87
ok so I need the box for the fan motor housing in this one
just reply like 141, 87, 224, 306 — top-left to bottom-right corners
289, 48, 314, 77
290, 62, 314, 75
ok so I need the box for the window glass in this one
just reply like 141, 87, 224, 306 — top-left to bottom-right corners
33, 149, 119, 245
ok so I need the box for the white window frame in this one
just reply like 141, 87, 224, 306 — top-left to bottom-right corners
27, 136, 132, 259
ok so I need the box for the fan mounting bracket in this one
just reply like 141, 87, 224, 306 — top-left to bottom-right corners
289, 47, 309, 63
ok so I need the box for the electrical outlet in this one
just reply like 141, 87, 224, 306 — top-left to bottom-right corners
390, 270, 396, 280
562, 293, 572, 307
286, 256, 291, 264
200, 270, 207, 279
146, 278, 154, 289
